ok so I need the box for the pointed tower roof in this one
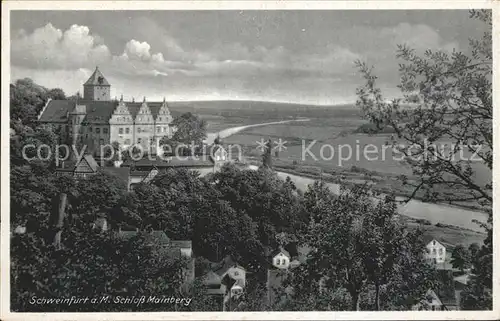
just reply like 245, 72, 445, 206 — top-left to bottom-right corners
84, 66, 110, 86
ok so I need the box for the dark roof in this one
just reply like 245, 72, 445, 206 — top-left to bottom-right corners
221, 274, 237, 288
115, 230, 191, 250
39, 100, 171, 124
213, 255, 245, 276
81, 154, 99, 171
101, 166, 130, 182
270, 248, 291, 259
170, 240, 192, 248
127, 157, 214, 169
38, 100, 74, 122
126, 102, 166, 118
55, 154, 98, 173
84, 67, 110, 86
81, 100, 118, 123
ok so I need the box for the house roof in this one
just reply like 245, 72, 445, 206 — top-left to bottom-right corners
115, 230, 192, 251
425, 289, 443, 306
270, 248, 291, 259
39, 99, 173, 124
81, 154, 99, 171
84, 67, 110, 86
101, 166, 130, 182
127, 157, 214, 170
213, 255, 245, 276
423, 237, 450, 249
203, 271, 223, 286
170, 240, 192, 248
55, 154, 99, 173
453, 274, 471, 285
80, 100, 118, 123
38, 100, 74, 122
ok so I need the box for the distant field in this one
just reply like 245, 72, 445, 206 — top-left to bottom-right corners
179, 100, 490, 208
405, 218, 486, 248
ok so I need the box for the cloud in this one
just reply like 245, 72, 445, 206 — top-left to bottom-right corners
11, 19, 458, 105
123, 39, 152, 61
380, 23, 459, 53
11, 23, 111, 69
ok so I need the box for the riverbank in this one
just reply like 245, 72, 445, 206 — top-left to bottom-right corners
204, 118, 310, 145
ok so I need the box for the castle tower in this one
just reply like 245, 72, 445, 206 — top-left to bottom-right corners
83, 66, 111, 101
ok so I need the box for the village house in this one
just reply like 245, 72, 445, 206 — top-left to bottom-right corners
55, 145, 228, 191
425, 238, 447, 264
202, 255, 246, 311
266, 245, 306, 307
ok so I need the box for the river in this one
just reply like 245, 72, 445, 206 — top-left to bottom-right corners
210, 121, 489, 233
204, 118, 311, 145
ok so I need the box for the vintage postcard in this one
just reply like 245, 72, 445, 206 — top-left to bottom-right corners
1, 1, 498, 320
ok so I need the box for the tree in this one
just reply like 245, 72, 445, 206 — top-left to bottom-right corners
11, 230, 188, 312
468, 242, 481, 268
71, 172, 128, 228
165, 112, 207, 156
356, 10, 492, 310
10, 78, 68, 125
450, 244, 471, 272
47, 88, 66, 100
355, 10, 492, 209
285, 184, 435, 311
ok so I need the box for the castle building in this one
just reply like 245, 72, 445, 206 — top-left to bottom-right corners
37, 66, 174, 155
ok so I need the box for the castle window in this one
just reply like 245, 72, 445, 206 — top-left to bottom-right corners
119, 128, 124, 134
138, 138, 142, 144
157, 126, 160, 133
138, 127, 142, 133
125, 128, 130, 134
99, 139, 104, 145
432, 249, 436, 255
96, 128, 101, 134
125, 139, 131, 145
103, 128, 108, 134
439, 248, 443, 255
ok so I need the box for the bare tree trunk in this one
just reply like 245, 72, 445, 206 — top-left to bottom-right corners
350, 291, 360, 311
53, 193, 67, 250
375, 282, 381, 311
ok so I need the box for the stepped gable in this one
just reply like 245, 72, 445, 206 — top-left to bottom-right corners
125, 101, 165, 119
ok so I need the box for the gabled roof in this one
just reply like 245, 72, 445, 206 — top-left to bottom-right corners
424, 237, 448, 248
101, 167, 130, 183
127, 157, 214, 170
39, 99, 178, 124
38, 100, 74, 122
79, 154, 99, 172
425, 289, 443, 305
213, 255, 245, 276
270, 248, 291, 259
203, 270, 222, 286
453, 274, 471, 285
84, 67, 110, 86
170, 240, 192, 248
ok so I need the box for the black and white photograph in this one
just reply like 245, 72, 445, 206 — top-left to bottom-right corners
1, 1, 497, 320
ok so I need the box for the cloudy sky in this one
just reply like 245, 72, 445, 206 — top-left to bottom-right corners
10, 10, 488, 105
